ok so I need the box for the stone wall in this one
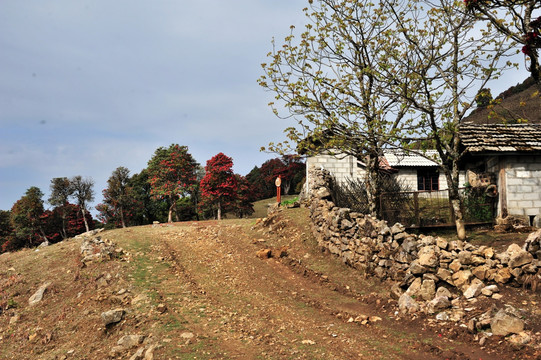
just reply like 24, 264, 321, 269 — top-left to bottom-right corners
307, 167, 541, 313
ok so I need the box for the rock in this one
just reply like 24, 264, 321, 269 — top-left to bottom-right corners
463, 278, 485, 299
405, 277, 422, 297
391, 223, 405, 235
38, 240, 50, 248
426, 296, 451, 315
436, 312, 450, 321
472, 265, 488, 280
101, 309, 125, 326
436, 286, 453, 299
481, 284, 499, 296
180, 332, 194, 340
117, 335, 145, 349
491, 307, 525, 336
390, 283, 403, 300
301, 339, 316, 345
420, 279, 436, 301
129, 347, 145, 360
156, 304, 167, 314
436, 268, 452, 282
508, 332, 532, 346
418, 246, 439, 267
508, 245, 533, 268
449, 260, 462, 272
494, 268, 511, 284
452, 270, 472, 289
409, 261, 427, 275
28, 282, 52, 306
436, 237, 448, 250
398, 294, 419, 314
9, 314, 20, 324
256, 249, 272, 259
144, 344, 157, 360
457, 251, 473, 265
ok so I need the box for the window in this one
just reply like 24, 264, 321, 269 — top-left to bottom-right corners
417, 169, 439, 191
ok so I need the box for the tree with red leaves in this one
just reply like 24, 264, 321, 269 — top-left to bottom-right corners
199, 153, 238, 220
41, 204, 91, 243
147, 144, 198, 223
258, 155, 305, 197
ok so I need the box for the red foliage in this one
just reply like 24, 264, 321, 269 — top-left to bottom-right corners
199, 153, 238, 219
147, 145, 198, 212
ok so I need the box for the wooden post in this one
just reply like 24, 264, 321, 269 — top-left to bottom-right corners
275, 176, 282, 204
414, 192, 420, 226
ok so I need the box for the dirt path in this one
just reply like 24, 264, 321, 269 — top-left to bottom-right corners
135, 215, 522, 359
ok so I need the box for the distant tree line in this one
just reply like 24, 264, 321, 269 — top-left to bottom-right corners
0, 144, 305, 253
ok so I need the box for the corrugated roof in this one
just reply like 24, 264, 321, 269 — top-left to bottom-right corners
460, 123, 541, 153
383, 150, 440, 167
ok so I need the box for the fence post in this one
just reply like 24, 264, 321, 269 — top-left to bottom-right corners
414, 192, 420, 226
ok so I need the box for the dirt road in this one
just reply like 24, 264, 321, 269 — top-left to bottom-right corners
119, 209, 525, 359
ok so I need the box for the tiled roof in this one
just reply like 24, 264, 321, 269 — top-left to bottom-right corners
383, 150, 440, 167
460, 123, 541, 153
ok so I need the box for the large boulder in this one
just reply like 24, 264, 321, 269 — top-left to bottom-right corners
491, 307, 525, 336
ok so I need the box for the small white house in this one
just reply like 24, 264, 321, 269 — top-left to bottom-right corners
305, 149, 462, 194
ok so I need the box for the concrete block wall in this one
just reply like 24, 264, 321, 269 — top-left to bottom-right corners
504, 155, 541, 219
306, 153, 357, 195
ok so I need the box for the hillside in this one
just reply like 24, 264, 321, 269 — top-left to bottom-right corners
466, 78, 541, 124
0, 206, 540, 359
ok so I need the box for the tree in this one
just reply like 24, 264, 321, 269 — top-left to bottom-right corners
381, 0, 512, 238
259, 0, 414, 216
70, 176, 95, 232
128, 169, 169, 225
465, 0, 541, 87
10, 187, 47, 248
48, 177, 74, 240
199, 153, 238, 220
0, 210, 13, 253
234, 174, 256, 218
41, 204, 89, 243
100, 167, 133, 228
147, 144, 198, 223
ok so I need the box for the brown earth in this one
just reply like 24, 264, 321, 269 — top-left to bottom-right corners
0, 207, 540, 359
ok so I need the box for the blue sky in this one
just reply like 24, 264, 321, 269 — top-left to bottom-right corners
0, 1, 531, 213
0, 0, 308, 212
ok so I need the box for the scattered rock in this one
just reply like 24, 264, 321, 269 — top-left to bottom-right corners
28, 282, 52, 306
101, 309, 125, 326
117, 335, 145, 349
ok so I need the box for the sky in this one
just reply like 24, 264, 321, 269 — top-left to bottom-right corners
0, 1, 532, 214
0, 0, 309, 212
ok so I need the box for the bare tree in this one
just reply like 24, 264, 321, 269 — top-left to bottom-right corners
70, 176, 95, 232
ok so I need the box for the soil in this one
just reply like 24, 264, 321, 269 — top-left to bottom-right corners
0, 207, 540, 359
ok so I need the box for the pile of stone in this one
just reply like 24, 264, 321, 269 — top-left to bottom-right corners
305, 167, 540, 339
80, 235, 121, 264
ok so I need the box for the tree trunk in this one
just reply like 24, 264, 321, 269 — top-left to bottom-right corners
365, 153, 380, 217
168, 200, 174, 223
81, 207, 90, 233
443, 163, 467, 240
217, 201, 222, 221
120, 207, 126, 228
